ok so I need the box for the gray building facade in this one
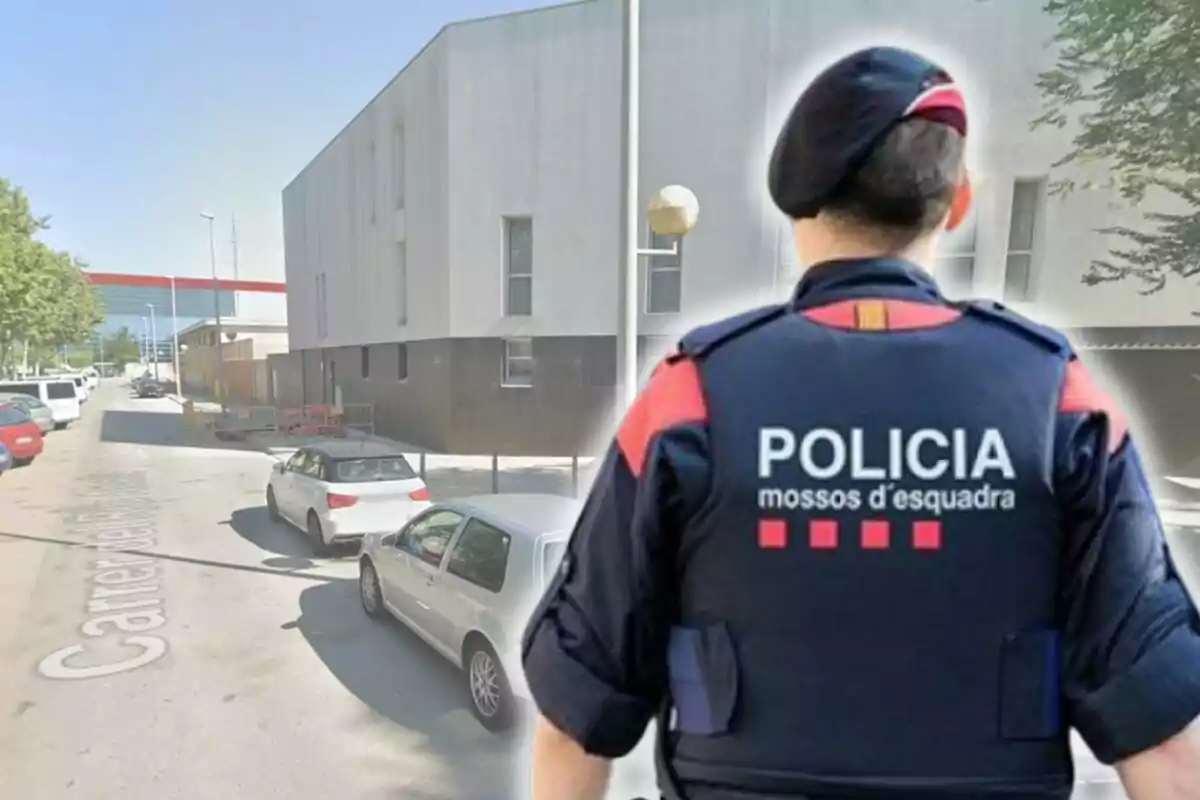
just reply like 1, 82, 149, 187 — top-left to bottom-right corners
279, 0, 1200, 459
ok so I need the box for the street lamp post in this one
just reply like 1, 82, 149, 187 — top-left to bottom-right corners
231, 214, 240, 318
140, 316, 149, 365
200, 212, 226, 406
614, 0, 700, 412
146, 303, 159, 381
616, 0, 700, 414
170, 276, 183, 399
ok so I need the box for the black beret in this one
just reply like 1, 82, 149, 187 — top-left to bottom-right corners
768, 46, 967, 219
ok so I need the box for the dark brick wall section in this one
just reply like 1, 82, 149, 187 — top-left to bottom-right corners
271, 336, 632, 456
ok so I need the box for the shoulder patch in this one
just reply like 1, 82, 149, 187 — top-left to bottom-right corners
955, 299, 1072, 356
675, 304, 787, 360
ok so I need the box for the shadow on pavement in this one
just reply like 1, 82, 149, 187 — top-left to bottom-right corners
225, 505, 319, 560
100, 409, 254, 451
292, 578, 521, 798
224, 505, 364, 562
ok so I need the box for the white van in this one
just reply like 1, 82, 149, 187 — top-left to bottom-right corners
0, 379, 81, 430
62, 374, 89, 404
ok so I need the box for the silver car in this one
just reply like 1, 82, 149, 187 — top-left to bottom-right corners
357, 493, 578, 731
0, 392, 54, 434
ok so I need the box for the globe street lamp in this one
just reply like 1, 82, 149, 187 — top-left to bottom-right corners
617, 0, 701, 413
616, 183, 700, 412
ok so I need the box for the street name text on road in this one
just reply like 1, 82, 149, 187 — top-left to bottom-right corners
38, 471, 170, 680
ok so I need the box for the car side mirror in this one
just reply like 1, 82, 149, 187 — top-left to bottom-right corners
381, 533, 398, 548
272, 461, 285, 474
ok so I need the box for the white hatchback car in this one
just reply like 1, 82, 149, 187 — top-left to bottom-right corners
266, 440, 432, 555
357, 493, 578, 731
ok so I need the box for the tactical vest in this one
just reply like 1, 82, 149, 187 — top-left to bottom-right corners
657, 259, 1075, 799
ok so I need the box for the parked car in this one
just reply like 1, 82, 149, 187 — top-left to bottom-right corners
0, 441, 12, 475
0, 379, 80, 430
134, 375, 165, 398
0, 403, 44, 466
82, 368, 99, 390
0, 393, 54, 434
64, 374, 89, 404
357, 493, 578, 731
266, 440, 432, 555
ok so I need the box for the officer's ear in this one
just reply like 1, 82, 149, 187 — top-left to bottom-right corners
945, 173, 972, 232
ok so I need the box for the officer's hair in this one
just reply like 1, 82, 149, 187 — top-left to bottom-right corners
823, 119, 965, 244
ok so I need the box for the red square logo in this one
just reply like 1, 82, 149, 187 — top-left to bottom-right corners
861, 520, 890, 549
809, 519, 839, 549
758, 519, 788, 549
912, 520, 942, 550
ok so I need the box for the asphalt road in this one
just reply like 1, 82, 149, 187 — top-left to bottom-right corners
0, 384, 537, 800
2, 384, 1198, 799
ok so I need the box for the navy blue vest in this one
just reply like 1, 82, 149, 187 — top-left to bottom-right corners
657, 259, 1076, 799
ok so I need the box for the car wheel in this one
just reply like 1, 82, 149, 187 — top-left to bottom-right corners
359, 560, 385, 619
266, 487, 281, 522
13, 458, 32, 467
464, 638, 514, 733
54, 423, 67, 431
306, 511, 329, 556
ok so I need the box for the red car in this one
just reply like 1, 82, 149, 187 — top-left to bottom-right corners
0, 403, 44, 466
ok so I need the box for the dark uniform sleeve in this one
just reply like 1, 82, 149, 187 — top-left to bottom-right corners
1055, 357, 1200, 764
521, 356, 712, 758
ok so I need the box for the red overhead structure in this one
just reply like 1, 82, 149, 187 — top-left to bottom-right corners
85, 272, 286, 293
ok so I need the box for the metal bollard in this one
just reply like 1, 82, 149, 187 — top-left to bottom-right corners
419, 451, 426, 481
491, 454, 499, 493
571, 456, 579, 496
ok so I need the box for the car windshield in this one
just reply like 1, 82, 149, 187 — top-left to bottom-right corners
0, 384, 38, 398
331, 456, 416, 482
541, 539, 566, 585
45, 381, 76, 399
0, 405, 31, 425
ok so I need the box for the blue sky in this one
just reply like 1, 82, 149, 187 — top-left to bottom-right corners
0, 0, 562, 290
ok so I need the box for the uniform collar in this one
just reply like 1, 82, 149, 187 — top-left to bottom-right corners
789, 258, 944, 309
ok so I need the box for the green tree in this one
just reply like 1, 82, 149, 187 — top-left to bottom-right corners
0, 178, 103, 372
99, 327, 141, 370
1034, 0, 1199, 294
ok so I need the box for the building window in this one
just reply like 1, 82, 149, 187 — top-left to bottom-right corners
1005, 179, 1044, 301
646, 231, 682, 314
315, 273, 328, 339
503, 217, 533, 316
368, 140, 377, 223
392, 125, 405, 210
934, 214, 977, 298
397, 343, 408, 381
361, 346, 370, 378
396, 243, 408, 326
503, 338, 533, 387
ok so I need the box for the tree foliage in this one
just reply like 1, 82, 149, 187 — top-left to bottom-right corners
1034, 0, 1200, 294
99, 327, 141, 370
0, 178, 103, 372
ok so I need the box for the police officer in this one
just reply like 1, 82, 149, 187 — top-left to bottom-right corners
521, 46, 1200, 800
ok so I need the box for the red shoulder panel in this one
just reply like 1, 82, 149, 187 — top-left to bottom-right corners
801, 298, 960, 331
615, 357, 708, 478
882, 299, 961, 329
1058, 358, 1129, 453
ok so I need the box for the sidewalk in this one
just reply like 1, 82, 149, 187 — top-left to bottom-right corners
165, 395, 599, 499
245, 428, 598, 499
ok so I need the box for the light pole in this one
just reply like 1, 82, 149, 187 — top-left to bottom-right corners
231, 214, 240, 318
146, 303, 159, 381
200, 211, 226, 405
170, 276, 183, 398
140, 316, 149, 366
616, 0, 700, 413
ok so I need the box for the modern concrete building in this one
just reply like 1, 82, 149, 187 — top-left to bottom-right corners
277, 0, 1200, 462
